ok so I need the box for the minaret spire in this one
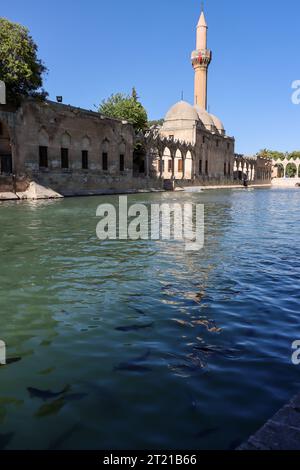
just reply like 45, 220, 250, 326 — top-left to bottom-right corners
191, 2, 212, 109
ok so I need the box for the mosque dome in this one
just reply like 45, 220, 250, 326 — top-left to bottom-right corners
210, 114, 225, 135
194, 105, 216, 132
164, 101, 199, 122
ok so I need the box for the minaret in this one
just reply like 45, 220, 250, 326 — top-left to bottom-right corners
191, 5, 212, 110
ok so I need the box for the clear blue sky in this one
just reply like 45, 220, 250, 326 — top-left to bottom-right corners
1, 0, 300, 154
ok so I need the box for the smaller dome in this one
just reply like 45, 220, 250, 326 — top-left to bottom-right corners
194, 105, 216, 132
165, 101, 199, 122
210, 114, 225, 135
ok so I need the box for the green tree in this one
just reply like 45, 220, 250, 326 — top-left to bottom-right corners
98, 90, 148, 132
286, 163, 297, 177
258, 149, 285, 161
0, 17, 48, 104
288, 151, 300, 160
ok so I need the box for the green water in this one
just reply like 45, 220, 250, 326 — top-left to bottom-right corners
0, 188, 300, 450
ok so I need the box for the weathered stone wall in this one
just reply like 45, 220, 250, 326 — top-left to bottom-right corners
160, 123, 235, 181
0, 99, 163, 194
33, 173, 162, 196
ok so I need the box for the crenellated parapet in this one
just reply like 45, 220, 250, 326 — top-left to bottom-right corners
141, 128, 196, 158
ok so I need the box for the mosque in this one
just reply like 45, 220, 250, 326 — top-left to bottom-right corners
144, 7, 271, 186
0, 5, 271, 199
157, 8, 235, 183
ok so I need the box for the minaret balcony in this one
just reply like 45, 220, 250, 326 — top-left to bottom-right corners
191, 49, 212, 67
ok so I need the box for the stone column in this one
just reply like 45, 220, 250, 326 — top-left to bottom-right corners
192, 157, 196, 180
171, 153, 175, 180
182, 157, 186, 180
159, 154, 163, 179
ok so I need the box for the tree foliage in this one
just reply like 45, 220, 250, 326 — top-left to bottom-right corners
258, 149, 286, 160
288, 151, 300, 160
259, 149, 300, 163
0, 17, 48, 104
98, 88, 148, 132
285, 163, 298, 177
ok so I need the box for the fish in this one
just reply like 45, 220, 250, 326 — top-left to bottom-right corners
132, 307, 146, 316
130, 350, 151, 363
195, 427, 219, 439
35, 398, 65, 418
0, 432, 14, 450
27, 384, 71, 401
193, 345, 241, 359
34, 392, 88, 418
48, 423, 81, 450
115, 323, 153, 332
114, 350, 152, 373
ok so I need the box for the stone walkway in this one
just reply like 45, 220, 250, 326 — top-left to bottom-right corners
239, 393, 300, 450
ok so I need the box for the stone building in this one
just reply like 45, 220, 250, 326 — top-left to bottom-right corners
157, 9, 235, 185
0, 99, 161, 195
0, 5, 271, 199
156, 8, 271, 187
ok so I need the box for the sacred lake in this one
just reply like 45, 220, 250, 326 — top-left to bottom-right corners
0, 188, 299, 450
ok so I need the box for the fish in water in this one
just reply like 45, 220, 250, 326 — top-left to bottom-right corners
115, 323, 153, 332
27, 384, 70, 401
35, 398, 65, 418
35, 392, 87, 418
132, 307, 146, 316
114, 350, 152, 373
193, 344, 241, 359
195, 427, 219, 439
0, 432, 14, 450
